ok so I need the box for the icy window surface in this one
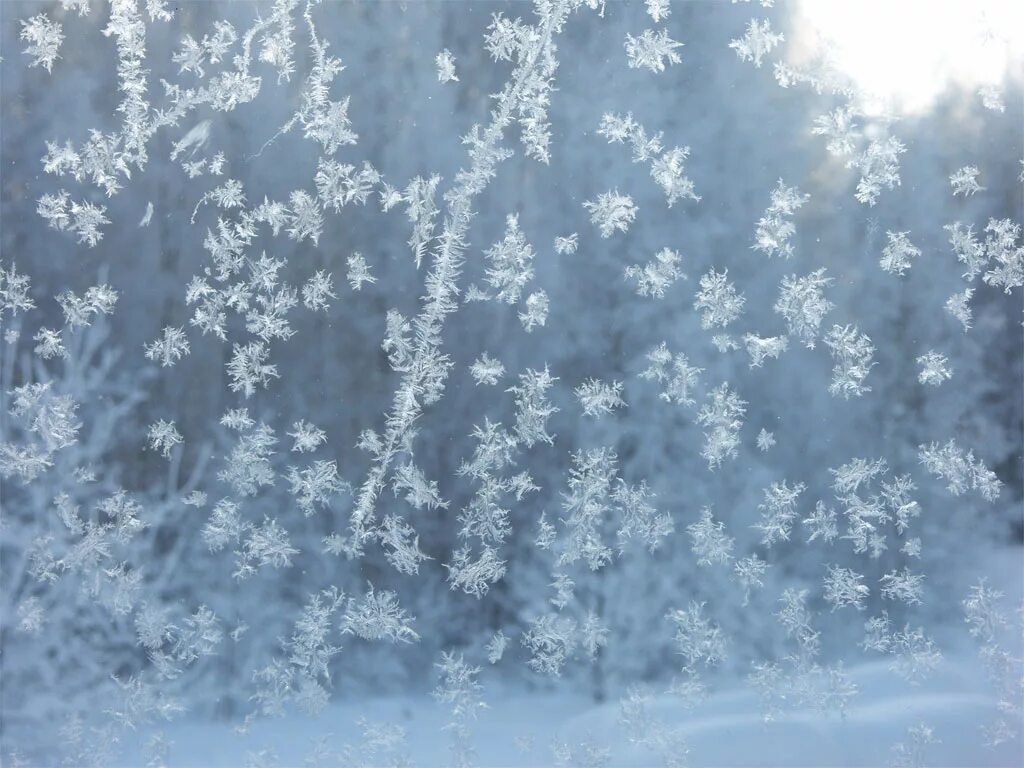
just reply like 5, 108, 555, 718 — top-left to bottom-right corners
1, 1, 1022, 766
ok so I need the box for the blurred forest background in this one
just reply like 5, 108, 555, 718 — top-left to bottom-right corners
0, 0, 1021, 763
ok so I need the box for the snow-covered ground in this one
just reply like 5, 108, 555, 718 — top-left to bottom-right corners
118, 650, 1021, 767
113, 545, 1024, 767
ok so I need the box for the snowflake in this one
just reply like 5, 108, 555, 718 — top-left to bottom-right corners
651, 147, 700, 205
803, 500, 838, 544
346, 253, 376, 291
144, 326, 191, 367
755, 480, 806, 547
811, 107, 859, 157
696, 383, 747, 469
666, 602, 726, 669
484, 214, 536, 304
978, 84, 1005, 112
851, 137, 906, 206
220, 408, 254, 431
235, 518, 299, 579
574, 379, 626, 418
694, 269, 745, 329
734, 555, 768, 606
916, 351, 952, 387
981, 217, 1024, 293
486, 631, 508, 664
646, 0, 671, 22
823, 566, 868, 611
303, 270, 336, 311
918, 440, 1001, 502
824, 324, 875, 398
436, 49, 458, 83
624, 29, 683, 73
743, 334, 788, 368
288, 420, 327, 453
1, 262, 35, 317
20, 14, 63, 73
146, 0, 174, 22
554, 234, 578, 254
756, 428, 775, 452
584, 190, 637, 238
687, 508, 734, 566
949, 166, 984, 197
944, 287, 973, 331
598, 113, 699, 205
33, 328, 67, 360
343, 586, 419, 644
392, 462, 447, 511
147, 420, 183, 459
469, 353, 505, 386
752, 180, 808, 259
879, 568, 925, 606
729, 19, 783, 68
879, 231, 921, 276
641, 342, 703, 407
17, 597, 45, 634
183, 491, 207, 508
625, 248, 685, 298
227, 342, 279, 398
519, 291, 549, 333
288, 460, 346, 515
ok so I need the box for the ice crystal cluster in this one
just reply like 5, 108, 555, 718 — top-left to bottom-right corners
1, 1, 1021, 767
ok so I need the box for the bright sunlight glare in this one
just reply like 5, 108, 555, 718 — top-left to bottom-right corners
794, 0, 1024, 113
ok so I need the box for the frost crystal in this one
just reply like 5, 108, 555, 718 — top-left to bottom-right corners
21, 14, 63, 73
598, 113, 699, 206
755, 480, 806, 547
584, 190, 637, 238
696, 383, 747, 469
949, 166, 984, 197
918, 440, 1001, 501
979, 84, 1005, 112
729, 19, 783, 68
288, 420, 327, 453
824, 324, 875, 398
519, 291, 550, 332
346, 254, 376, 291
743, 334, 788, 368
916, 351, 952, 387
484, 214, 536, 304
554, 234, 578, 254
33, 328, 67, 360
625, 29, 683, 73
469, 353, 505, 386
624, 248, 685, 298
811, 107, 859, 157
850, 137, 906, 206
574, 378, 626, 418
667, 602, 726, 670
640, 342, 703, 407
144, 326, 191, 367
645, 0, 671, 22
227, 342, 280, 398
147, 419, 183, 458
944, 287, 973, 331
1, 263, 35, 317
687, 508, 735, 566
694, 269, 745, 329
823, 566, 868, 611
344, 585, 419, 644
436, 49, 459, 83
879, 231, 921, 276
752, 180, 808, 259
